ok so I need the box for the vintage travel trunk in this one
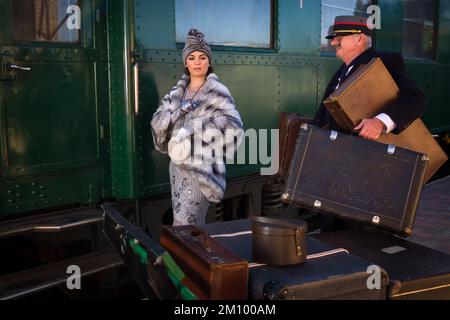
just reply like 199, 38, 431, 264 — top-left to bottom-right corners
282, 124, 428, 236
313, 227, 450, 300
160, 225, 248, 300
204, 219, 388, 300
278, 112, 312, 182
323, 57, 447, 183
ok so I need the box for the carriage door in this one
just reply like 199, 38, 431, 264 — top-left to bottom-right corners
0, 0, 107, 214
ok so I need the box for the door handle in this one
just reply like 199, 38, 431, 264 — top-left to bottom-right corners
6, 63, 31, 71
133, 62, 139, 116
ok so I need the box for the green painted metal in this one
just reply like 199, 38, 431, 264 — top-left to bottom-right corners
317, 57, 341, 111
278, 0, 321, 55
4, 62, 97, 176
108, 0, 142, 199
134, 0, 176, 50
0, 0, 11, 44
2, 0, 450, 215
163, 252, 198, 300
0, 167, 103, 215
438, 0, 450, 63
279, 60, 318, 115
407, 61, 450, 133
217, 63, 280, 178
93, 1, 112, 198
129, 238, 148, 264
376, 0, 404, 53
135, 0, 450, 198
0, 0, 109, 216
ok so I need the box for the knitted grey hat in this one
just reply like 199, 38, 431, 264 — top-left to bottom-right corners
182, 29, 212, 65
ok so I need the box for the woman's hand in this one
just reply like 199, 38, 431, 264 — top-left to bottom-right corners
173, 127, 192, 143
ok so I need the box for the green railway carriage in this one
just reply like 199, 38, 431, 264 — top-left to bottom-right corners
0, 0, 449, 298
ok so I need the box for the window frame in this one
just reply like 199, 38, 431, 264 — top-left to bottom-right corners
401, 0, 439, 61
9, 0, 85, 48
174, 0, 276, 52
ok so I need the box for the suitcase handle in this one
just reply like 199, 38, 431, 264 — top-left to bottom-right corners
190, 228, 212, 252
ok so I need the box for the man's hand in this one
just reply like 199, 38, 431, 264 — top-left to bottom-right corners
173, 127, 192, 143
354, 118, 386, 141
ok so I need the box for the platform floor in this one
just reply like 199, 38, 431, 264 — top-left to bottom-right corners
409, 175, 450, 255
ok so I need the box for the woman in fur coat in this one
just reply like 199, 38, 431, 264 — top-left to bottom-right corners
151, 29, 243, 226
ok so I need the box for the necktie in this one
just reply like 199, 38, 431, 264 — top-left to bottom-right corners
335, 66, 348, 90
335, 65, 354, 90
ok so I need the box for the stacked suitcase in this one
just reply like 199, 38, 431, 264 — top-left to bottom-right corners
313, 227, 450, 300
202, 219, 450, 300
102, 58, 450, 300
281, 58, 446, 237
155, 120, 448, 300
203, 219, 388, 300
103, 118, 450, 299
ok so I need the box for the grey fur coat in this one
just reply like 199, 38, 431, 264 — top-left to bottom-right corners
151, 73, 243, 203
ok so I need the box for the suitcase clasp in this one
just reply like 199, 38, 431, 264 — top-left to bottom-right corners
387, 145, 396, 155
372, 216, 380, 225
329, 131, 338, 141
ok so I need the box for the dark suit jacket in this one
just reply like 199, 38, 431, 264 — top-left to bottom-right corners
313, 47, 426, 134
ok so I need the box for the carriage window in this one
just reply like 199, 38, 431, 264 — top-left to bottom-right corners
402, 0, 436, 59
321, 0, 374, 53
12, 0, 80, 43
175, 0, 272, 48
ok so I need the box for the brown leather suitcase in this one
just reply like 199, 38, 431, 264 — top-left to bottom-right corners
278, 112, 312, 182
377, 119, 448, 183
323, 58, 447, 183
160, 225, 248, 300
282, 124, 428, 236
204, 219, 388, 300
323, 58, 399, 132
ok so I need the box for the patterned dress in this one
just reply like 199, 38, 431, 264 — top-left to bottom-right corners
169, 161, 209, 225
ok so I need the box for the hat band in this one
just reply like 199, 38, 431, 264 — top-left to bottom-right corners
333, 29, 362, 34
335, 22, 368, 27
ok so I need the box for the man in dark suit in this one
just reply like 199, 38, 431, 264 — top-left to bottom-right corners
313, 15, 426, 231
313, 15, 426, 141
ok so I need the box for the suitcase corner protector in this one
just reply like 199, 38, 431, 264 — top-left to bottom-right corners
281, 192, 290, 203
